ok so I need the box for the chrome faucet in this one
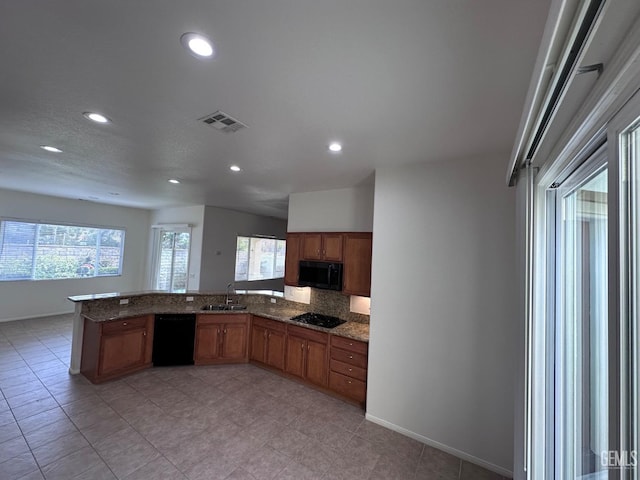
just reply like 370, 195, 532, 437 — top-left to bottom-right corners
225, 282, 235, 305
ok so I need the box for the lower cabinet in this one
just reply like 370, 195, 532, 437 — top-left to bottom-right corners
329, 335, 369, 405
81, 315, 154, 384
250, 316, 286, 370
285, 325, 329, 387
195, 314, 249, 364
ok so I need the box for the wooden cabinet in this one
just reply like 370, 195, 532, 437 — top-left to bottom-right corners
342, 233, 373, 296
81, 315, 153, 384
329, 335, 369, 405
195, 314, 248, 365
284, 233, 302, 286
250, 316, 286, 371
285, 325, 329, 387
301, 233, 343, 262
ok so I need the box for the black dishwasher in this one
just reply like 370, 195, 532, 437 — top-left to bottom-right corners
152, 314, 196, 366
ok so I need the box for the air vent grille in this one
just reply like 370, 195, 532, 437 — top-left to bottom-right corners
199, 111, 247, 133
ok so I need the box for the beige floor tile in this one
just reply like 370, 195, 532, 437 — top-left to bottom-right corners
40, 446, 104, 480
0, 451, 40, 480
121, 456, 187, 480
31, 431, 90, 468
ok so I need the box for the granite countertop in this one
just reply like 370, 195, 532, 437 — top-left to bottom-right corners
82, 303, 370, 342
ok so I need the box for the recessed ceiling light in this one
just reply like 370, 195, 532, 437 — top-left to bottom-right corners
40, 145, 62, 153
230, 165, 241, 172
83, 112, 110, 124
329, 142, 342, 153
168, 179, 180, 184
180, 32, 215, 58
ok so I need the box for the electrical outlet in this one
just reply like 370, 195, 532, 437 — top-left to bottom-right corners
186, 296, 194, 302
119, 299, 129, 305
270, 298, 277, 304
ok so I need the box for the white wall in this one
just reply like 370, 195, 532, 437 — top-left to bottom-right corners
0, 189, 150, 321
367, 156, 517, 474
199, 206, 287, 292
288, 184, 374, 232
149, 205, 205, 290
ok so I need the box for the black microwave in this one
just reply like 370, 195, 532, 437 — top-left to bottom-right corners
298, 261, 343, 291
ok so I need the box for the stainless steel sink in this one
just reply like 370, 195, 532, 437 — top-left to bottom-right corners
201, 304, 247, 311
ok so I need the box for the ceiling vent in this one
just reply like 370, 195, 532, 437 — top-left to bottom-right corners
199, 111, 247, 133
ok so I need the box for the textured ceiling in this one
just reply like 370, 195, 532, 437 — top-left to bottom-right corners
0, 0, 551, 218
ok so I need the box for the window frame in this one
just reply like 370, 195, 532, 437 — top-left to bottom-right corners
234, 235, 286, 282
0, 217, 126, 282
150, 224, 191, 293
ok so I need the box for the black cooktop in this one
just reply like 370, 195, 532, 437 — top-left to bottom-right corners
290, 312, 346, 329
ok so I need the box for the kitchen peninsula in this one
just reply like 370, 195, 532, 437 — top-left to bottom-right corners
68, 290, 370, 405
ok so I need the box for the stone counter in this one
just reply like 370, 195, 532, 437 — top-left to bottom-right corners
68, 290, 369, 374
81, 303, 370, 342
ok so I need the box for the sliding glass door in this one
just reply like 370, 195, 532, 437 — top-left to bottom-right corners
555, 155, 609, 478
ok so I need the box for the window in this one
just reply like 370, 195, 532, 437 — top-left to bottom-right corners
554, 159, 609, 477
0, 219, 125, 281
234, 236, 285, 281
151, 226, 190, 293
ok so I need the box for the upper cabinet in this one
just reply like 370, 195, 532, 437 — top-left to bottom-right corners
284, 231, 373, 296
301, 233, 343, 261
342, 233, 373, 297
284, 233, 302, 286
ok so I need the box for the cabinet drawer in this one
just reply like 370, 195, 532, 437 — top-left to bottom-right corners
252, 316, 286, 333
287, 324, 328, 344
330, 359, 367, 381
329, 371, 366, 403
102, 316, 147, 334
331, 336, 368, 355
330, 347, 367, 368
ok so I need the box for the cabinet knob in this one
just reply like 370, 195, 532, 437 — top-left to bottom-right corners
349, 342, 353, 346
349, 355, 353, 359
143, 331, 146, 337
348, 368, 353, 372
348, 380, 352, 384
301, 344, 304, 350
224, 329, 227, 334
268, 333, 271, 339
123, 322, 127, 326
217, 328, 221, 334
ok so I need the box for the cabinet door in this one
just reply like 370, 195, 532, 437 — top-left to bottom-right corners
285, 335, 306, 378
322, 233, 344, 262
284, 233, 302, 286
266, 329, 285, 371
99, 328, 147, 376
305, 339, 328, 387
195, 324, 221, 361
342, 233, 372, 296
250, 325, 267, 363
221, 323, 247, 360
301, 233, 323, 260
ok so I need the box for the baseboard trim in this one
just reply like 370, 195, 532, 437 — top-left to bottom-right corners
0, 310, 74, 323
68, 368, 80, 375
364, 413, 513, 478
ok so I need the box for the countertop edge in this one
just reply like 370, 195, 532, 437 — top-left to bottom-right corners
82, 306, 369, 343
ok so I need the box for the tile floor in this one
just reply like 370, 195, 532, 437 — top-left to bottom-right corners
0, 314, 509, 480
